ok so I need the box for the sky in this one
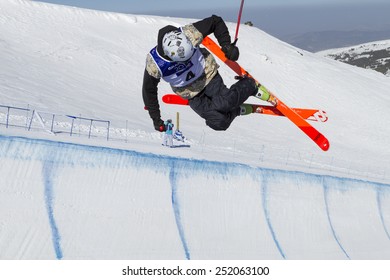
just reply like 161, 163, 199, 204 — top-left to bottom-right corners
32, 0, 390, 38
32, 0, 389, 12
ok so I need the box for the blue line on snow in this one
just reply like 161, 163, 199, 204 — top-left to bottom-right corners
42, 160, 63, 260
260, 173, 286, 259
169, 161, 191, 260
376, 190, 390, 241
323, 182, 350, 259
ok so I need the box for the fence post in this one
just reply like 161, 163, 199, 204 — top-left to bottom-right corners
78, 114, 82, 136
25, 104, 30, 129
70, 117, 75, 136
88, 119, 93, 139
6, 107, 10, 128
50, 114, 55, 133
28, 110, 35, 131
107, 121, 110, 141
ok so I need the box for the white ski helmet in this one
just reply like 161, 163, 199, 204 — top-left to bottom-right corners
162, 30, 194, 62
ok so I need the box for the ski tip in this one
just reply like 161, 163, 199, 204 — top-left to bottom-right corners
317, 135, 330, 151
321, 141, 330, 151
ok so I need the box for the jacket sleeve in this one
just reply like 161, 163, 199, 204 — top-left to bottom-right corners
192, 15, 232, 47
142, 69, 161, 123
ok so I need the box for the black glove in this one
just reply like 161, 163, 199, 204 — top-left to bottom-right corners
153, 119, 166, 132
222, 43, 239, 61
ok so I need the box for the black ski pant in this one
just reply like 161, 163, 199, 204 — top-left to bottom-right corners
189, 73, 257, 131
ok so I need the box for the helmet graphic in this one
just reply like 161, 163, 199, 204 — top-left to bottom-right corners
162, 30, 194, 62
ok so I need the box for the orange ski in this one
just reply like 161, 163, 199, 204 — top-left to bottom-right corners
201, 36, 330, 151
162, 94, 328, 122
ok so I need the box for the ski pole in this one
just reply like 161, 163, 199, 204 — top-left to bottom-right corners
233, 0, 245, 44
176, 112, 180, 130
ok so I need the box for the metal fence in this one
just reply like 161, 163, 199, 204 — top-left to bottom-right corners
0, 104, 110, 140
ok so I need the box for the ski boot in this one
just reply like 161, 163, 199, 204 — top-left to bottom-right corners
234, 75, 277, 106
239, 104, 253, 115
255, 84, 277, 105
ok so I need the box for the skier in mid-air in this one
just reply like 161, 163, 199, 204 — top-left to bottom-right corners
142, 15, 271, 132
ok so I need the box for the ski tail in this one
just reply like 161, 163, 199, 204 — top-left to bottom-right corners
162, 94, 189, 105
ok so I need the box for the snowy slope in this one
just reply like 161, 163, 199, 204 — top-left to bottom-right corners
0, 0, 390, 260
1, 0, 389, 177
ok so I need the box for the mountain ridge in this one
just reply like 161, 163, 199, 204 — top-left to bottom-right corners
285, 29, 390, 52
318, 39, 390, 76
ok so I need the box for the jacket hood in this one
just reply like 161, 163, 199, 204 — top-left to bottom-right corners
156, 25, 180, 59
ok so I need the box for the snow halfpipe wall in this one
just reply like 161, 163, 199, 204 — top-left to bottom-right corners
0, 135, 389, 260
